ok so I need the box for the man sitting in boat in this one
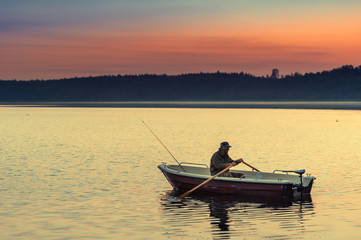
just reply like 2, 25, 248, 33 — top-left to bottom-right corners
210, 142, 243, 178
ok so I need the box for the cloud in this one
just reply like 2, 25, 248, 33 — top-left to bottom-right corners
0, 1, 207, 34
0, 31, 337, 80
1, 0, 360, 79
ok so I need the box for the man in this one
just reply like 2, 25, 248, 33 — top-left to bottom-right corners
210, 142, 243, 177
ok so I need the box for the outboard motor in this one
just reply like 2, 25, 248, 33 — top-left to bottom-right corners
293, 169, 305, 192
276, 169, 306, 192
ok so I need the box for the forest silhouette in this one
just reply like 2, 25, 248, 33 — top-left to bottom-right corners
1, 65, 361, 102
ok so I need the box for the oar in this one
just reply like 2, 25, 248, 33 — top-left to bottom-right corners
241, 160, 260, 172
178, 164, 233, 199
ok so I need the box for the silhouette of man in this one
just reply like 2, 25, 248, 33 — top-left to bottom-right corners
210, 142, 243, 177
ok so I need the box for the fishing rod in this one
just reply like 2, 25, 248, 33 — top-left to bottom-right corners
141, 119, 186, 172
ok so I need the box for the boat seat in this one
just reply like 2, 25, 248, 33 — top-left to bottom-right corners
242, 172, 262, 180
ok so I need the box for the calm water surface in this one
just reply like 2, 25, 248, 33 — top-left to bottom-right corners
1, 107, 361, 239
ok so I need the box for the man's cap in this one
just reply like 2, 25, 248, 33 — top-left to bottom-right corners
219, 142, 231, 150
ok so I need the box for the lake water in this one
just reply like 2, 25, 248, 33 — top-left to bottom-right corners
1, 106, 361, 239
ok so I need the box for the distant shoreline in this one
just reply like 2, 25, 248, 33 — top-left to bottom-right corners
2, 66, 361, 103
2, 101, 361, 110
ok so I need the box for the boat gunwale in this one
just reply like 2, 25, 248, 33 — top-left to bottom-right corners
159, 163, 296, 185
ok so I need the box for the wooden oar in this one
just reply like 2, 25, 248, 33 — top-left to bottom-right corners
242, 160, 260, 172
178, 164, 233, 199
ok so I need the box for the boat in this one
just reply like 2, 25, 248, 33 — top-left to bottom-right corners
158, 162, 316, 198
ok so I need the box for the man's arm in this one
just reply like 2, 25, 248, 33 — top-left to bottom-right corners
228, 155, 243, 166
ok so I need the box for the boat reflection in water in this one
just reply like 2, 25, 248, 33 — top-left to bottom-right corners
160, 190, 313, 239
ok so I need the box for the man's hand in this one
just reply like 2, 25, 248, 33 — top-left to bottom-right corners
227, 162, 237, 167
236, 158, 243, 164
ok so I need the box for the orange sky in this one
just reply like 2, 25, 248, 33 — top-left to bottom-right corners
1, 1, 361, 80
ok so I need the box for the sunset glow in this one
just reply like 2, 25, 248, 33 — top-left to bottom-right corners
1, 0, 361, 80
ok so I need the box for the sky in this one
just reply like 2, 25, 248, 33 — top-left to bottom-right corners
1, 0, 361, 80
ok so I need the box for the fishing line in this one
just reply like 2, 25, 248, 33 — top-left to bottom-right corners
141, 119, 186, 172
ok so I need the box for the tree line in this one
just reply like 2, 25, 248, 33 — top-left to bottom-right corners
1, 65, 361, 101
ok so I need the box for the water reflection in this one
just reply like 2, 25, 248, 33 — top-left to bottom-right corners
160, 190, 314, 239
209, 199, 231, 233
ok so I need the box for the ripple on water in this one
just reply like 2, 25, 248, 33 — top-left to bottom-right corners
1, 107, 361, 239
